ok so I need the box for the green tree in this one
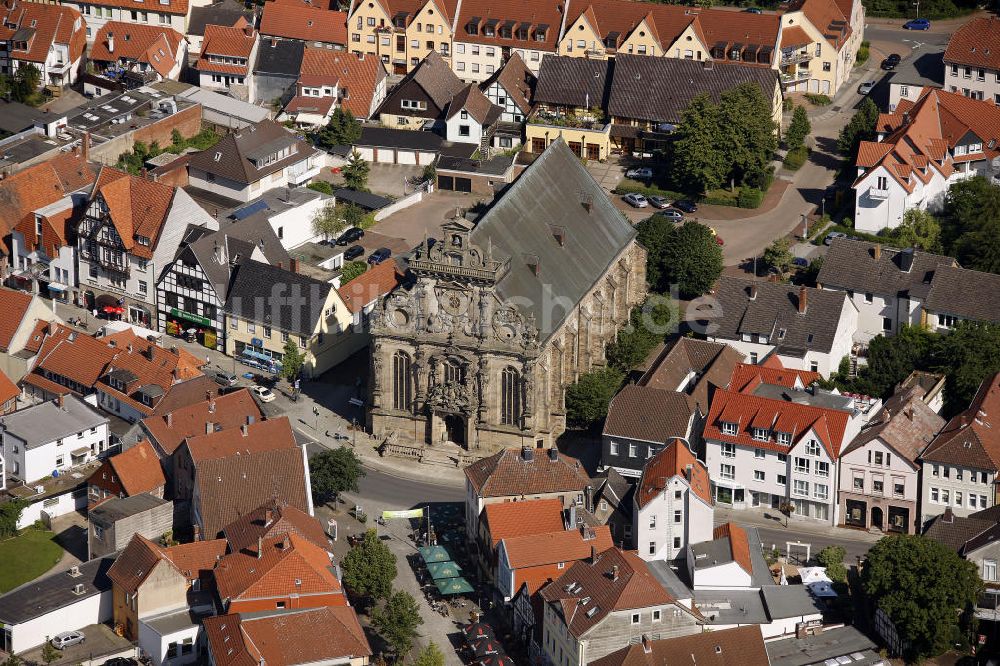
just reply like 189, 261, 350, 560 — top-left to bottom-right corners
11, 64, 41, 104
670, 95, 725, 193
816, 545, 847, 584
307, 180, 334, 195
565, 367, 624, 428
887, 208, 942, 252
636, 213, 678, 292
311, 201, 349, 241
341, 261, 368, 283
941, 177, 1000, 273
933, 321, 1000, 416
40, 643, 60, 666
763, 237, 794, 274
1, 653, 24, 666
717, 83, 778, 189
314, 107, 362, 149
342, 150, 370, 191
836, 97, 879, 157
785, 105, 811, 150
309, 446, 366, 506
862, 534, 981, 659
606, 297, 678, 372
413, 642, 445, 666
855, 324, 936, 398
372, 590, 423, 659
0, 498, 28, 539
280, 337, 306, 382
341, 529, 397, 607
660, 222, 724, 299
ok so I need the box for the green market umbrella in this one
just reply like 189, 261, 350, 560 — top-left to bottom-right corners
427, 560, 463, 580
419, 545, 451, 563
435, 576, 475, 595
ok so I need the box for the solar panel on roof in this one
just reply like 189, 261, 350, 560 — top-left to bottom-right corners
231, 200, 270, 220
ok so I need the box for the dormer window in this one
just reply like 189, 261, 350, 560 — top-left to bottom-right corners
955, 145, 967, 156
752, 428, 769, 442
136, 235, 150, 246
969, 142, 983, 153
776, 432, 791, 446
109, 377, 125, 391
721, 422, 738, 436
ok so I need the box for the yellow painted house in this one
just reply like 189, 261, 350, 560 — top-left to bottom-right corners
346, 0, 459, 74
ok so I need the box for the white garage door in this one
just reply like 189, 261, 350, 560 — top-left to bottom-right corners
397, 150, 417, 165
375, 148, 395, 164
356, 147, 374, 161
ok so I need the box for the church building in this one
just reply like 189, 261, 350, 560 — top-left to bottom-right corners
367, 138, 647, 454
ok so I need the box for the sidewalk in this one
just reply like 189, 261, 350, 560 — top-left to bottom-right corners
713, 505, 882, 544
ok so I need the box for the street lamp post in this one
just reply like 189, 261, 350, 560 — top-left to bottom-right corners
913, 0, 920, 17
313, 406, 320, 431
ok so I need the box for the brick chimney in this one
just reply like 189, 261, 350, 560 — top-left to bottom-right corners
257, 535, 263, 558
289, 258, 299, 274
165, 411, 173, 427
241, 423, 249, 437
205, 421, 215, 434
798, 286, 808, 314
874, 243, 881, 261
749, 284, 757, 301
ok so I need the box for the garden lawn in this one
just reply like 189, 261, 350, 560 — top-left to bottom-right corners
0, 529, 63, 592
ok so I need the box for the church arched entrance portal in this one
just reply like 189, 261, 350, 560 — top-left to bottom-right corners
444, 414, 466, 446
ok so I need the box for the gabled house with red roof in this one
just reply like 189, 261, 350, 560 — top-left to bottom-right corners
76, 167, 217, 328
853, 88, 1000, 233
943, 16, 1000, 105
497, 524, 614, 601
539, 546, 702, 665
196, 18, 259, 100
0, 2, 86, 89
283, 48, 387, 126
220, 499, 329, 555
5, 151, 95, 304
87, 439, 166, 509
689, 522, 761, 590
345, 0, 458, 75
89, 22, 187, 85
0, 288, 63, 381
259, 0, 348, 50
633, 438, 712, 562
202, 606, 372, 666
477, 497, 564, 582
702, 362, 870, 524
107, 533, 227, 664
64, 0, 192, 42
139, 388, 263, 460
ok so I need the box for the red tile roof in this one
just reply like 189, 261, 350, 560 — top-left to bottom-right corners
591, 625, 768, 666
197, 18, 256, 75
260, 4, 347, 45
713, 522, 752, 574
454, 0, 564, 50
799, 0, 852, 47
337, 258, 403, 314
203, 606, 371, 666
108, 534, 227, 593
141, 388, 263, 455
465, 447, 591, 498
922, 372, 1000, 471
540, 547, 681, 638
0, 3, 86, 65
22, 319, 52, 355
76, 0, 189, 16
729, 362, 820, 393
780, 25, 811, 48
502, 525, 613, 569
90, 22, 185, 79
214, 533, 342, 603
704, 387, 850, 459
28, 324, 118, 393
4, 152, 94, 257
106, 440, 166, 496
221, 499, 329, 554
483, 498, 565, 548
855, 89, 1000, 194
636, 438, 711, 509
92, 167, 177, 260
296, 48, 385, 119
944, 16, 1000, 70
0, 289, 33, 351
0, 368, 19, 408
184, 416, 297, 463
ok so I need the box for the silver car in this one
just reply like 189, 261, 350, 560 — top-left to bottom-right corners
51, 631, 85, 649
857, 81, 875, 95
622, 193, 649, 208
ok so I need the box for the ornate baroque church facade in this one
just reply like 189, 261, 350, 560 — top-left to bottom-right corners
367, 139, 647, 454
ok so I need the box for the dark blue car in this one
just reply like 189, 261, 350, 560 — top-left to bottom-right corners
903, 18, 930, 29
368, 248, 391, 265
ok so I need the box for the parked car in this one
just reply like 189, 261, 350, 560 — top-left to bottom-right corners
881, 53, 901, 70
343, 245, 364, 260
903, 17, 930, 29
673, 199, 698, 213
648, 195, 671, 209
368, 247, 391, 265
792, 257, 811, 269
51, 632, 85, 649
252, 386, 276, 403
622, 193, 649, 208
104, 659, 139, 666
625, 167, 653, 180
857, 81, 875, 95
744, 7, 763, 12
658, 208, 684, 221
336, 227, 364, 246
824, 231, 848, 245
213, 371, 238, 387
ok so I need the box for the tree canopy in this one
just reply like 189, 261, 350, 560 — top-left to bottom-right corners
784, 105, 811, 150
605, 297, 678, 372
763, 237, 794, 274
341, 529, 397, 608
309, 446, 366, 506
280, 338, 306, 382
342, 150, 370, 192
565, 367, 624, 429
313, 107, 362, 149
816, 545, 847, 584
941, 176, 1000, 274
670, 95, 726, 193
932, 321, 1000, 415
371, 590, 423, 659
862, 534, 981, 659
341, 261, 368, 283
311, 201, 349, 241
412, 642, 445, 666
0, 498, 27, 539
886, 208, 942, 252
837, 97, 879, 157
658, 222, 724, 299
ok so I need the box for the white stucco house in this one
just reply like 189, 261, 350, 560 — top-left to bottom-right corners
707, 277, 858, 378
633, 439, 713, 562
853, 89, 1000, 233
444, 83, 502, 147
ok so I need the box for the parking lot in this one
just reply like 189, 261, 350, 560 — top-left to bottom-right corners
19, 624, 136, 666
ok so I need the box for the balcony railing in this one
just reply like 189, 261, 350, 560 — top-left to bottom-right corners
528, 111, 608, 131
869, 187, 890, 200
585, 48, 605, 57
780, 51, 813, 66
780, 70, 811, 84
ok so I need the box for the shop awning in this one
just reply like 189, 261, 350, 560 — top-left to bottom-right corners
427, 560, 462, 580
435, 576, 475, 595
418, 545, 451, 564
47, 283, 69, 292
241, 349, 273, 362
71, 447, 90, 455
713, 478, 745, 490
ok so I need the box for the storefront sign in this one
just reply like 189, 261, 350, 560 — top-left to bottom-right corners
170, 308, 211, 327
251, 337, 264, 347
